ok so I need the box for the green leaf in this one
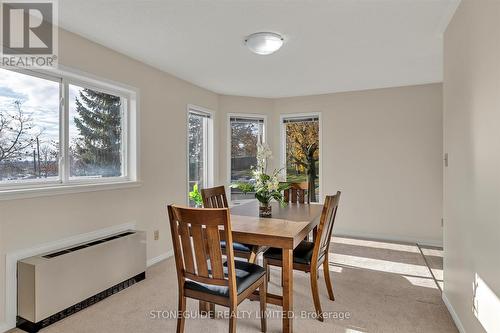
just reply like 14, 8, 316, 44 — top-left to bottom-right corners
230, 182, 255, 193
278, 182, 291, 191
189, 183, 203, 207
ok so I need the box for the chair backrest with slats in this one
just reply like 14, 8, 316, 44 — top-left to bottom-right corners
167, 205, 237, 297
201, 186, 229, 208
283, 182, 309, 204
312, 192, 341, 264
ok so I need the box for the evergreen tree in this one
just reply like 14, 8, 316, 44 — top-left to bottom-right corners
74, 89, 121, 177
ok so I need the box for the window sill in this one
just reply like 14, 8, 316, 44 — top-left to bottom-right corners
0, 180, 142, 201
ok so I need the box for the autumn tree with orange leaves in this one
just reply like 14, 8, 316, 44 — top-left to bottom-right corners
285, 120, 319, 202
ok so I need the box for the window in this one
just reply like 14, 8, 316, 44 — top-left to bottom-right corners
0, 68, 60, 185
281, 114, 320, 202
69, 84, 125, 179
229, 115, 265, 200
187, 106, 213, 205
0, 67, 137, 195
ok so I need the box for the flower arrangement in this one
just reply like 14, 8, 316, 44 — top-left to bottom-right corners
231, 143, 289, 217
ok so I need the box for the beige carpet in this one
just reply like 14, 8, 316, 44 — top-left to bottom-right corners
10, 237, 457, 333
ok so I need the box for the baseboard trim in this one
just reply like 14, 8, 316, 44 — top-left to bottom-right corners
334, 229, 443, 247
147, 250, 174, 267
442, 292, 466, 333
3, 222, 137, 333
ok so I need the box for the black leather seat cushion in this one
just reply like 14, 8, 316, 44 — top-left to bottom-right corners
220, 240, 253, 252
184, 260, 266, 297
264, 241, 315, 265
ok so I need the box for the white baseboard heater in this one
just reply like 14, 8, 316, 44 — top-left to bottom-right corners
17, 230, 146, 333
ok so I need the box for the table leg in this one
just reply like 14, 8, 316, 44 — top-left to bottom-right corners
282, 248, 293, 333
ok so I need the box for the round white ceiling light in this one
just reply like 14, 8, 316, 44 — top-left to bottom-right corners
244, 32, 284, 55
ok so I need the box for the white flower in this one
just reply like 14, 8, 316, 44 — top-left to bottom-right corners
253, 169, 262, 178
267, 179, 279, 192
250, 144, 282, 200
256, 143, 272, 172
259, 143, 272, 159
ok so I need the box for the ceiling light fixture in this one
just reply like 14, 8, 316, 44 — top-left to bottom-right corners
244, 32, 284, 55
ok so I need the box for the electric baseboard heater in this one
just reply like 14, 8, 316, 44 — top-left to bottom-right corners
17, 230, 146, 333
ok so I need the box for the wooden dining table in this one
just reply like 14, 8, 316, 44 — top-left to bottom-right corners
229, 200, 324, 333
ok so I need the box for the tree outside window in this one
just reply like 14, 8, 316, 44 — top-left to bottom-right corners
69, 85, 123, 178
230, 116, 264, 200
0, 69, 59, 183
284, 116, 320, 202
0, 68, 131, 187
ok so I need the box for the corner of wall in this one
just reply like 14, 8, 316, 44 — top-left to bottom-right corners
442, 292, 466, 333
146, 250, 174, 267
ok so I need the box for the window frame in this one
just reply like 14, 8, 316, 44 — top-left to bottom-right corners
280, 112, 322, 202
226, 113, 267, 192
186, 104, 214, 205
0, 65, 140, 200
65, 79, 129, 184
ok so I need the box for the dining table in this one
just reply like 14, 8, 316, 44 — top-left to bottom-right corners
229, 200, 324, 333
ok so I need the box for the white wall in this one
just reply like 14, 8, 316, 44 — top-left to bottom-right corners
443, 1, 500, 332
220, 83, 444, 246
0, 29, 219, 327
273, 85, 443, 245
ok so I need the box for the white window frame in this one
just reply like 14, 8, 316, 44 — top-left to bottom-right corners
226, 113, 267, 188
186, 104, 214, 204
280, 112, 322, 202
0, 65, 140, 200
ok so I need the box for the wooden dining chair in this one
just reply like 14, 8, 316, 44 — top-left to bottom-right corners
283, 182, 309, 204
263, 191, 341, 322
201, 185, 229, 208
201, 185, 265, 263
283, 182, 311, 241
168, 205, 267, 333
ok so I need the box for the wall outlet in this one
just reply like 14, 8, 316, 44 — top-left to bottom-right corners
154, 230, 160, 240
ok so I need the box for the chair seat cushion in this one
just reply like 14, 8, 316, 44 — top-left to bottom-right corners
264, 241, 315, 265
220, 240, 253, 253
184, 260, 266, 298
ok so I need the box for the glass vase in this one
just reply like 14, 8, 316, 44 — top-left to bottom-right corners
259, 202, 272, 217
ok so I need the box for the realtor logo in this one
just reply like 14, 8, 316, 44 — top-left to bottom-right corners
1, 0, 58, 67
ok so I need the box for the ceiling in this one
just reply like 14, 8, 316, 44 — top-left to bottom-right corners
58, 0, 460, 98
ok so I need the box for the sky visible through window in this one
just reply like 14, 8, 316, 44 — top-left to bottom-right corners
0, 68, 123, 182
0, 68, 59, 144
0, 69, 84, 153
0, 69, 60, 182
